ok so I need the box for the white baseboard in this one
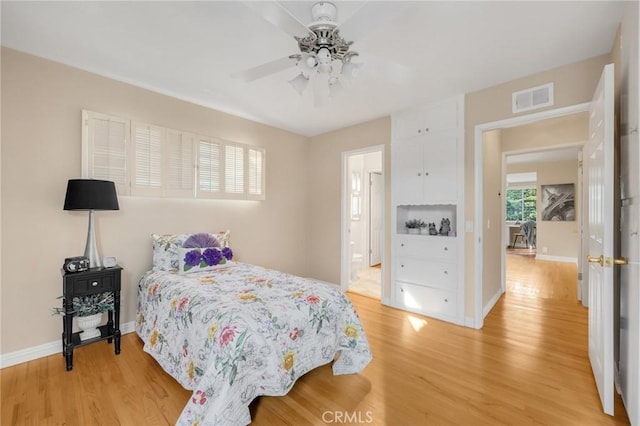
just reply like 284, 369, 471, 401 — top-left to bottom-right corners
535, 254, 578, 264
464, 316, 481, 329
483, 288, 504, 318
0, 321, 136, 369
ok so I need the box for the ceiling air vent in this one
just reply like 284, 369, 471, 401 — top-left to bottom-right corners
512, 83, 554, 113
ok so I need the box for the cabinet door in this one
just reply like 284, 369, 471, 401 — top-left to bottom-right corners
392, 140, 424, 205
422, 98, 459, 134
392, 108, 424, 141
422, 131, 458, 202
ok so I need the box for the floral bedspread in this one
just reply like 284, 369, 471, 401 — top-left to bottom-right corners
136, 263, 372, 425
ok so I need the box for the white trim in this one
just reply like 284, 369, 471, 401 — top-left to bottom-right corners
483, 288, 504, 318
0, 321, 136, 369
340, 145, 386, 298
535, 254, 578, 264
474, 102, 590, 329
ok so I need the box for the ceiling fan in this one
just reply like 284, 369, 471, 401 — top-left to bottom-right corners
233, 1, 412, 104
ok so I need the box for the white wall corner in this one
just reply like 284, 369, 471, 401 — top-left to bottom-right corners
483, 288, 504, 318
1, 321, 136, 369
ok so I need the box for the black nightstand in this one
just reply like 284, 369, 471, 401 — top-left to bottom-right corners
61, 266, 122, 371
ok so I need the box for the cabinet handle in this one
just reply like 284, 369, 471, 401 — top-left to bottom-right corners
425, 128, 429, 132
444, 298, 448, 303
444, 247, 448, 251
91, 281, 99, 287
401, 243, 404, 247
417, 172, 421, 176
425, 172, 429, 176
401, 264, 405, 268
417, 129, 422, 134
444, 270, 448, 275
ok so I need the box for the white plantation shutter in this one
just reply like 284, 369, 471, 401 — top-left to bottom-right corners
198, 137, 221, 197
82, 111, 130, 195
82, 110, 266, 200
225, 144, 244, 195
131, 122, 163, 196
165, 130, 195, 197
248, 147, 265, 200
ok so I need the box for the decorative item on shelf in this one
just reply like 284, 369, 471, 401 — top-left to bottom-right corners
64, 179, 120, 268
63, 256, 89, 273
439, 218, 451, 236
51, 292, 114, 341
405, 219, 426, 234
103, 256, 117, 268
428, 222, 438, 235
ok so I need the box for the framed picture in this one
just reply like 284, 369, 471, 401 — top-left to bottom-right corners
541, 183, 575, 221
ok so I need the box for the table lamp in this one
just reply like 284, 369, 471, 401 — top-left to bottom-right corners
64, 179, 119, 268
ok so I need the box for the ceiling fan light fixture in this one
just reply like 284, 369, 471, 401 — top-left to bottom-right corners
289, 72, 309, 95
328, 76, 343, 98
341, 55, 362, 79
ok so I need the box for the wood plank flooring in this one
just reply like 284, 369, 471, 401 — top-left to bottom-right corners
1, 255, 630, 425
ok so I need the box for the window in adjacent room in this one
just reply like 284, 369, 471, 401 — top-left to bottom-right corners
505, 187, 537, 222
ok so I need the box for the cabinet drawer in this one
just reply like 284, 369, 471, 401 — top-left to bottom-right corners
64, 270, 119, 296
395, 236, 457, 261
395, 258, 457, 290
396, 281, 457, 318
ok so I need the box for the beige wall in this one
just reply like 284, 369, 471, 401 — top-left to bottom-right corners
465, 54, 609, 318
1, 48, 310, 353
306, 118, 391, 299
482, 130, 503, 306
507, 160, 580, 258
501, 112, 589, 152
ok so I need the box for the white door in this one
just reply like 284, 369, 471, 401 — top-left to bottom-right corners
369, 172, 383, 266
587, 63, 615, 416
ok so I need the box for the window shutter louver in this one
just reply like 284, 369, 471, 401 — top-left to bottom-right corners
225, 144, 244, 195
248, 147, 265, 200
198, 137, 221, 197
132, 122, 163, 196
82, 110, 130, 195
165, 130, 195, 197
83, 110, 266, 201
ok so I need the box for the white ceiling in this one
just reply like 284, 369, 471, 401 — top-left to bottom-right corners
1, 1, 625, 137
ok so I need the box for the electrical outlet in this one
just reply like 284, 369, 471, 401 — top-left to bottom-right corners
542, 246, 548, 253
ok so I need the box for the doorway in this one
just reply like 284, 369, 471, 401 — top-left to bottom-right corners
341, 146, 384, 299
473, 103, 591, 328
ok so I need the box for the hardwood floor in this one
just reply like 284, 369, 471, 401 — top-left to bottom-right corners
1, 255, 630, 425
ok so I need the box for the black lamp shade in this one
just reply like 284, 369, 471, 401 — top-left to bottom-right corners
64, 179, 119, 211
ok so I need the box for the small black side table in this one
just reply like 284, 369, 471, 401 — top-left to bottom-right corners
61, 265, 122, 371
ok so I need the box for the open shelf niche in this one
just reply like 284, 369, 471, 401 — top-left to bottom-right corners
396, 204, 457, 236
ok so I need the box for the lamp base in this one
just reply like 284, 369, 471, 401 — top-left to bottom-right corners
84, 210, 102, 268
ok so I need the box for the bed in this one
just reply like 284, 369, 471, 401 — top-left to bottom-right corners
135, 233, 372, 425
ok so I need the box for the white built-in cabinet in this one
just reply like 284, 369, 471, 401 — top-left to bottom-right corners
390, 96, 465, 325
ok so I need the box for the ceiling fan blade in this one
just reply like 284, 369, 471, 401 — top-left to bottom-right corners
243, 1, 312, 39
337, 2, 412, 42
231, 56, 296, 83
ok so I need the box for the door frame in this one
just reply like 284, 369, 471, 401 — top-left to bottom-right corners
340, 145, 386, 294
473, 102, 590, 328
369, 171, 383, 266
500, 141, 586, 295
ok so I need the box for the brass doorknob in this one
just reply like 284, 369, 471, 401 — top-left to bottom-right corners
614, 257, 629, 265
587, 255, 604, 266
